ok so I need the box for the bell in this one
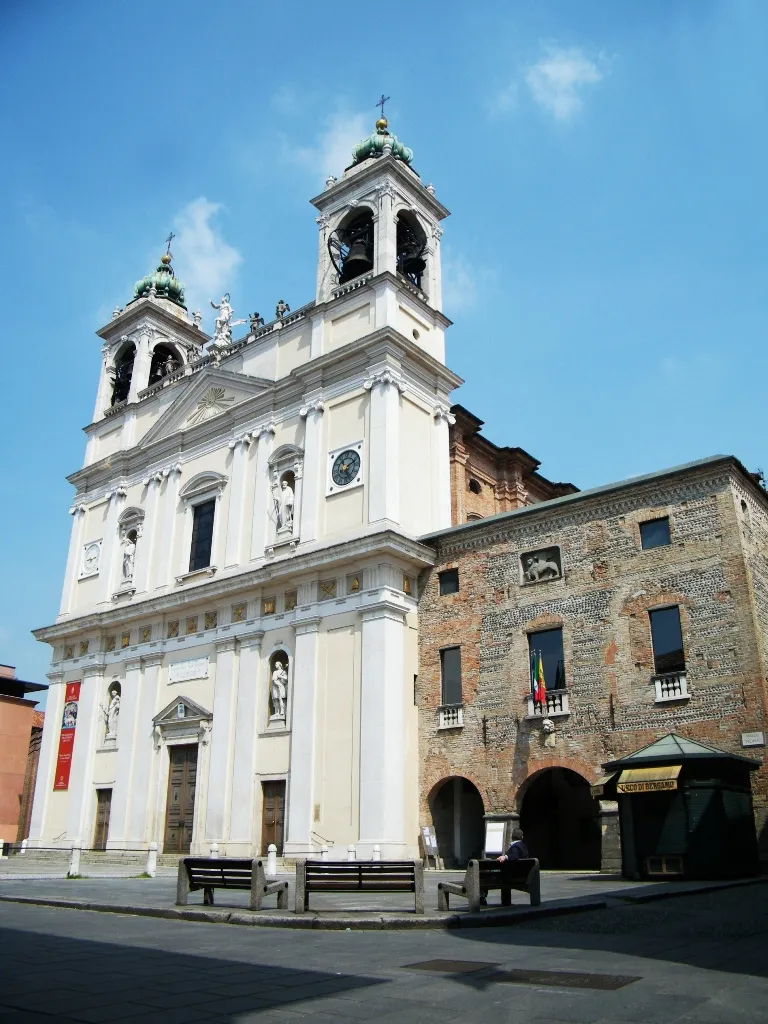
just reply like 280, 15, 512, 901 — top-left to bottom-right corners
341, 240, 373, 282
401, 254, 426, 280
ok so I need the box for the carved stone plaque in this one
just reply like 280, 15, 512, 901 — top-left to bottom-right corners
520, 546, 562, 584
169, 656, 210, 684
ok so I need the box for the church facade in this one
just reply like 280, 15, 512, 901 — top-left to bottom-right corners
30, 118, 460, 859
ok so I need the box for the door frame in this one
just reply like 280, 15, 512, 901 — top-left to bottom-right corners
256, 772, 289, 856
163, 743, 200, 855
93, 787, 113, 850
152, 728, 211, 855
260, 779, 287, 855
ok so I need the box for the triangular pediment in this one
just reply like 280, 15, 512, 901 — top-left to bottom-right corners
153, 695, 212, 725
140, 368, 273, 448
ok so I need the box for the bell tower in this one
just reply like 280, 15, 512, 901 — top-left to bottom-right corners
311, 113, 451, 363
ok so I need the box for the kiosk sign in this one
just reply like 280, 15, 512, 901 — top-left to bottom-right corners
54, 681, 81, 791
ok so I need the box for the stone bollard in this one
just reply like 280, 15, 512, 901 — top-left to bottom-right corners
347, 844, 356, 862
68, 844, 81, 878
266, 843, 277, 877
321, 844, 329, 862
372, 844, 381, 861
20, 839, 27, 856
146, 842, 158, 878
210, 842, 219, 860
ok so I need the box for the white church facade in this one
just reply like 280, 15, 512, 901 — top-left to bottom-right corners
30, 117, 461, 859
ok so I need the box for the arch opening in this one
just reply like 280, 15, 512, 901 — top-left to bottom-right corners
396, 211, 427, 288
149, 343, 180, 383
428, 776, 485, 868
111, 344, 135, 404
328, 210, 374, 284
519, 767, 600, 870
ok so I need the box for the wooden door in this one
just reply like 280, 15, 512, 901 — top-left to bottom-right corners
164, 745, 198, 854
261, 781, 286, 855
93, 789, 112, 850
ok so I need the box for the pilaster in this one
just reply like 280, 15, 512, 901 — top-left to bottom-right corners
365, 369, 405, 524
66, 663, 105, 846
100, 488, 126, 603
205, 637, 240, 847
27, 672, 65, 845
284, 616, 321, 855
60, 505, 86, 615
106, 658, 142, 848
228, 631, 265, 850
250, 421, 276, 560
155, 464, 183, 588
298, 401, 325, 543
125, 654, 163, 845
432, 403, 455, 530
225, 434, 252, 567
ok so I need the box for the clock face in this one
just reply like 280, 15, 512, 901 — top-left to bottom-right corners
83, 544, 100, 572
331, 449, 361, 487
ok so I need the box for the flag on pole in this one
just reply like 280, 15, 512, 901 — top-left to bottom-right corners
534, 652, 547, 707
530, 648, 537, 700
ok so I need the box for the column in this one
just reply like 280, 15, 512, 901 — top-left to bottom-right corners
366, 372, 402, 525
432, 405, 454, 530
298, 402, 324, 543
92, 344, 114, 422
228, 631, 264, 851
358, 602, 407, 858
125, 655, 162, 844
99, 490, 125, 603
60, 506, 86, 614
66, 664, 105, 845
155, 464, 183, 588
205, 638, 239, 848
284, 617, 321, 855
250, 423, 276, 560
27, 672, 65, 845
134, 476, 160, 594
599, 799, 622, 874
127, 330, 151, 402
225, 435, 252, 567
106, 658, 142, 849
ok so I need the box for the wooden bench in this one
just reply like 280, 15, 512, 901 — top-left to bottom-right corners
176, 857, 288, 911
437, 858, 540, 912
295, 860, 424, 914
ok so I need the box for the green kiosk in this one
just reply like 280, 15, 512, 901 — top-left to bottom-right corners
600, 733, 760, 880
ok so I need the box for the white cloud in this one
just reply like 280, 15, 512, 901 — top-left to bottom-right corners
442, 252, 495, 314
525, 46, 605, 120
172, 198, 242, 313
288, 111, 370, 182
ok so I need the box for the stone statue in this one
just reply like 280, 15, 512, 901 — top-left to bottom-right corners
277, 478, 294, 533
210, 293, 245, 348
270, 661, 288, 719
106, 690, 121, 740
121, 534, 136, 582
249, 312, 265, 333
524, 552, 560, 583
542, 717, 555, 734
275, 299, 291, 320
192, 309, 202, 329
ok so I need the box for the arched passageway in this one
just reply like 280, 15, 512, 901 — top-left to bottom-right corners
519, 767, 600, 870
429, 777, 485, 868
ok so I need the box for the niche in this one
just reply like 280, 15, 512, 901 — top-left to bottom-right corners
268, 650, 290, 724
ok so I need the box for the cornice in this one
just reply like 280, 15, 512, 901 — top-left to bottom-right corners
33, 529, 436, 643
310, 154, 451, 221
97, 299, 211, 345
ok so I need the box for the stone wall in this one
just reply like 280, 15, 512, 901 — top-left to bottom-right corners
418, 459, 768, 861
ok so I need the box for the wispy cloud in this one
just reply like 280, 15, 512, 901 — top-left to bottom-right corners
172, 198, 242, 314
525, 45, 605, 120
442, 251, 495, 314
287, 110, 370, 181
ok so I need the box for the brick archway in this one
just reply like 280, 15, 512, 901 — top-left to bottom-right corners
516, 764, 601, 870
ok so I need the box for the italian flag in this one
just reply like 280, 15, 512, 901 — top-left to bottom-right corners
534, 652, 547, 707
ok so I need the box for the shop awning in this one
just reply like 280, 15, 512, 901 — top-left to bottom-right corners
590, 774, 616, 797
617, 765, 682, 794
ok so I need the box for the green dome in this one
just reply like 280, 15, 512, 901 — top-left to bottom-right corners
350, 118, 413, 167
133, 253, 186, 308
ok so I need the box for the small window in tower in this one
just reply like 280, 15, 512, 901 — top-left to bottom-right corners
640, 517, 671, 550
396, 211, 427, 289
111, 344, 135, 405
468, 478, 482, 495
149, 344, 180, 384
328, 211, 374, 284
439, 568, 459, 595
189, 499, 216, 572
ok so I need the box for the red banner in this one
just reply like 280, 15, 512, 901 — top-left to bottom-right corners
54, 681, 81, 791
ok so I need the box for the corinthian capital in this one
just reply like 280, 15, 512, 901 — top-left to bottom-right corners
363, 369, 407, 394
433, 403, 456, 426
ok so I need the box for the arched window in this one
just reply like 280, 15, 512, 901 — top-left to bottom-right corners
468, 478, 482, 495
149, 343, 181, 384
268, 650, 290, 724
111, 344, 135, 404
396, 211, 427, 289
328, 210, 374, 284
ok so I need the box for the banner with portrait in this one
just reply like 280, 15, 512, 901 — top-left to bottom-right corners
53, 681, 81, 791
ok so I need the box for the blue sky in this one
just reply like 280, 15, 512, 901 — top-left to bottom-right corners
2, 0, 767, 696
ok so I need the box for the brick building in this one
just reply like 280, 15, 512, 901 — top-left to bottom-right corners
417, 452, 768, 872
0, 666, 47, 846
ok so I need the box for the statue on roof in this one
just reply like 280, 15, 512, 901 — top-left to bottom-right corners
210, 293, 245, 349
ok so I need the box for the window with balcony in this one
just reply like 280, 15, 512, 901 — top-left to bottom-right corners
640, 517, 671, 550
439, 647, 463, 728
649, 606, 689, 701
189, 499, 215, 572
526, 627, 569, 718
439, 568, 459, 595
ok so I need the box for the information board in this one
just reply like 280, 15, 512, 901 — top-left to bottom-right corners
420, 825, 439, 856
484, 821, 506, 855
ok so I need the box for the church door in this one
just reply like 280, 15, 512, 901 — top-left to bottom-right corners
261, 781, 285, 855
93, 789, 112, 850
164, 745, 198, 854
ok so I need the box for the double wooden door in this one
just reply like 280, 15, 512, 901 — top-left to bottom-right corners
164, 745, 198, 854
93, 789, 112, 850
261, 781, 285, 855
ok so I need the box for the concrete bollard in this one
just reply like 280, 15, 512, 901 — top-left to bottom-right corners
347, 844, 356, 862
321, 844, 329, 862
146, 842, 158, 878
373, 844, 381, 861
20, 839, 27, 856
68, 844, 81, 877
210, 842, 219, 860
266, 843, 277, 877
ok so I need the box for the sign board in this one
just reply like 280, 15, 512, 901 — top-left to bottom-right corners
484, 821, 506, 855
617, 779, 677, 794
169, 656, 209, 684
54, 681, 81, 791
741, 731, 765, 748
420, 826, 439, 856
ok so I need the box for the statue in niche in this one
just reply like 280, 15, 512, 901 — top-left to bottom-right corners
270, 660, 288, 719
105, 687, 121, 740
121, 532, 137, 582
210, 293, 245, 348
277, 478, 294, 533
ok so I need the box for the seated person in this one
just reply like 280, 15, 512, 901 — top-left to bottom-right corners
480, 828, 529, 904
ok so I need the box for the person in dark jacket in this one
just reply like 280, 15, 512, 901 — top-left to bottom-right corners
497, 827, 528, 862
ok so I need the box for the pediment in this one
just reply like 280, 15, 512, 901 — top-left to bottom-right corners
140, 369, 273, 448
153, 695, 212, 726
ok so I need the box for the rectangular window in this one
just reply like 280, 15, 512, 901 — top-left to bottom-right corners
650, 606, 685, 673
640, 517, 671, 550
189, 499, 215, 571
439, 568, 459, 596
528, 628, 566, 690
440, 647, 462, 706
